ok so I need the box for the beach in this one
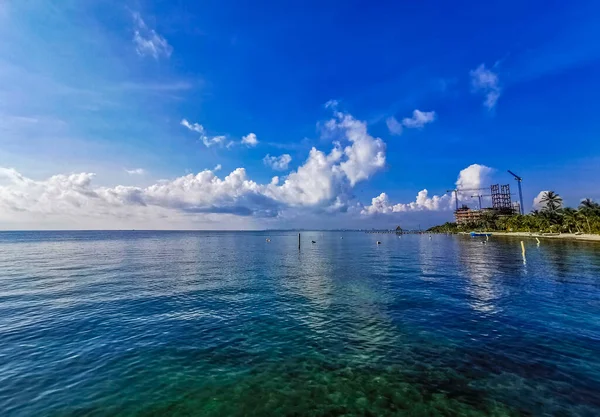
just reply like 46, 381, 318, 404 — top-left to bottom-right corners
489, 231, 600, 242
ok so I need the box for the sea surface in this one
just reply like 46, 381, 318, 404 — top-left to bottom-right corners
1, 231, 599, 416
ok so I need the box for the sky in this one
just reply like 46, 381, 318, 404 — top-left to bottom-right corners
1, 0, 599, 230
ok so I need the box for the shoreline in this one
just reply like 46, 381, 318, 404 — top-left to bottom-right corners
479, 231, 600, 243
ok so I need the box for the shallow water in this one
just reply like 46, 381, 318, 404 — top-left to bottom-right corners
1, 231, 599, 416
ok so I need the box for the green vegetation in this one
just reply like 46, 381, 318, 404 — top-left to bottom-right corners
428, 193, 600, 234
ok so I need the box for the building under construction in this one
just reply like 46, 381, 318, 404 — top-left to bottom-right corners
454, 184, 517, 225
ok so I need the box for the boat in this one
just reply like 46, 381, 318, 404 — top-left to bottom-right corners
470, 232, 492, 237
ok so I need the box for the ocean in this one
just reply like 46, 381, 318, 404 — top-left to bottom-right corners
1, 231, 599, 416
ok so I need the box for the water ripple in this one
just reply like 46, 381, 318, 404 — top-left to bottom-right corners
1, 231, 599, 416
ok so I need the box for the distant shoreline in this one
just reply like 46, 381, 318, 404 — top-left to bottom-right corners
482, 231, 600, 243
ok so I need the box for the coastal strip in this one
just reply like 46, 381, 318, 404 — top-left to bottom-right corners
486, 232, 600, 243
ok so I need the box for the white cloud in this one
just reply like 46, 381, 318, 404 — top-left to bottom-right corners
202, 135, 226, 148
241, 133, 258, 147
0, 112, 389, 226
330, 112, 386, 186
263, 154, 292, 171
455, 164, 493, 192
132, 12, 172, 59
386, 109, 436, 135
362, 190, 451, 215
180, 118, 227, 148
470, 64, 501, 109
324, 99, 339, 109
392, 190, 450, 212
533, 191, 549, 210
0, 166, 270, 220
386, 116, 403, 135
362, 163, 493, 215
125, 168, 145, 175
180, 119, 204, 134
214, 164, 222, 171
264, 112, 386, 210
402, 110, 436, 128
362, 193, 394, 215
265, 146, 343, 207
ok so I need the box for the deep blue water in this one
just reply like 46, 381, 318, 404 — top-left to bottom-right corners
1, 231, 599, 416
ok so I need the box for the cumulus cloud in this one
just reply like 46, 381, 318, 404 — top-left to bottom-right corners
455, 164, 493, 193
386, 110, 436, 135
470, 64, 501, 110
361, 190, 451, 215
263, 154, 292, 171
329, 112, 386, 186
362, 163, 493, 215
392, 190, 450, 212
262, 112, 385, 211
132, 12, 172, 59
361, 193, 394, 215
125, 168, 145, 175
0, 167, 274, 220
533, 191, 549, 210
241, 133, 258, 147
0, 168, 99, 215
0, 112, 389, 226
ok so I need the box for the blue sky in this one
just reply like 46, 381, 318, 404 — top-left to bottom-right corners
0, 0, 599, 229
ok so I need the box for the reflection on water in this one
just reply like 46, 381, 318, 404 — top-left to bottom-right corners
1, 231, 600, 416
456, 237, 508, 315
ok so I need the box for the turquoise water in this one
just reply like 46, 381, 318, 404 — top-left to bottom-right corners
1, 231, 599, 416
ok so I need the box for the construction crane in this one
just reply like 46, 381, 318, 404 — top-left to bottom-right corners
446, 189, 460, 211
471, 194, 491, 210
507, 170, 524, 215
472, 192, 516, 210
447, 187, 488, 211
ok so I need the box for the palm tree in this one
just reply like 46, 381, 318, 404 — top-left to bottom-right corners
578, 198, 599, 233
482, 211, 499, 230
561, 207, 579, 233
540, 191, 563, 213
580, 198, 599, 210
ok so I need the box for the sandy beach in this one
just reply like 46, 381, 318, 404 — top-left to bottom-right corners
486, 232, 600, 243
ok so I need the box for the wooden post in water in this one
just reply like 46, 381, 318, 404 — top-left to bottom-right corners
298, 233, 301, 250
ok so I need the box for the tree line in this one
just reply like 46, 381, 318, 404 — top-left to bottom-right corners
427, 192, 600, 234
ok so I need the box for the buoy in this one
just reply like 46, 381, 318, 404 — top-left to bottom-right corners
266, 238, 271, 242
376, 241, 381, 245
